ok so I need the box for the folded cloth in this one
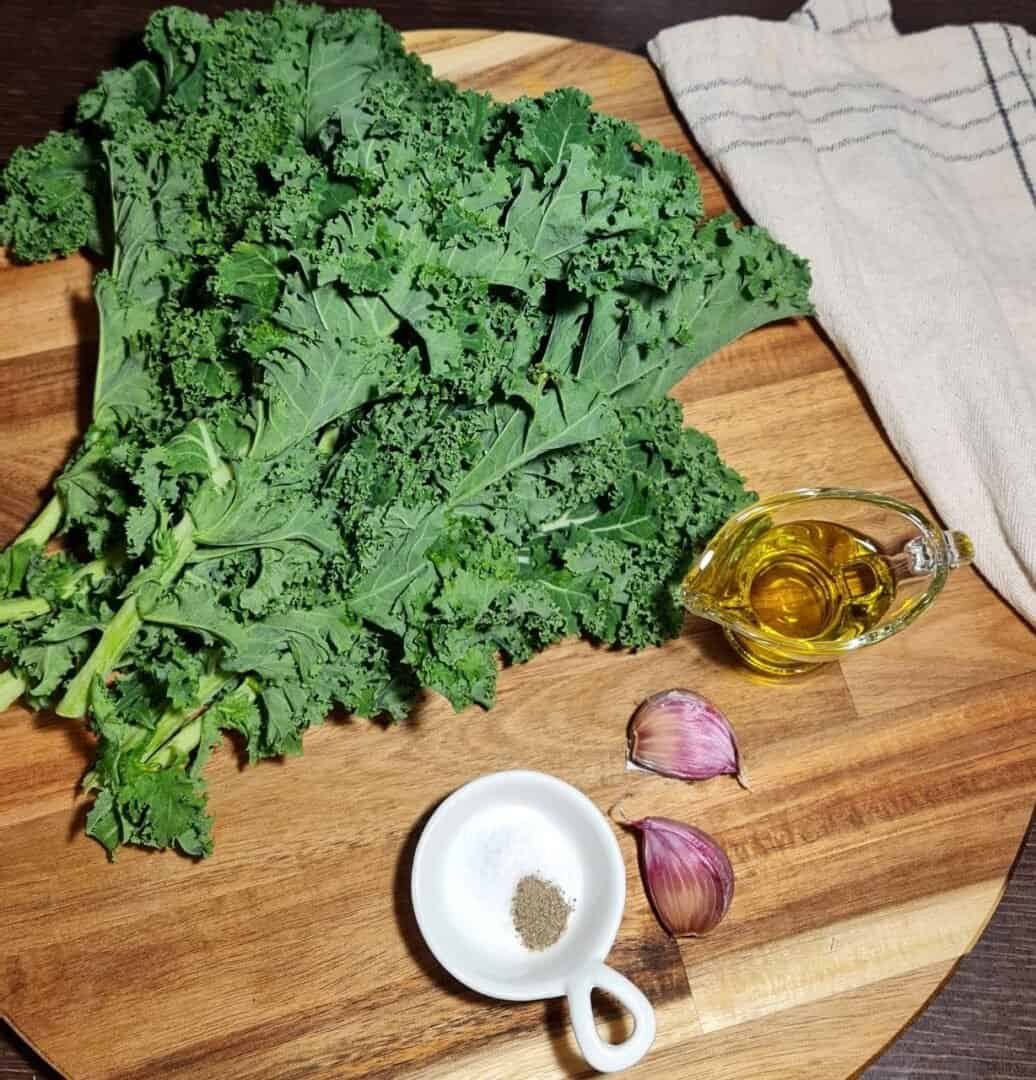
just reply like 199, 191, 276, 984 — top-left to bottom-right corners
650, 0, 1036, 626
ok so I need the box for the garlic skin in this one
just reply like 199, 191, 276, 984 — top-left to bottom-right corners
628, 817, 734, 937
628, 689, 744, 785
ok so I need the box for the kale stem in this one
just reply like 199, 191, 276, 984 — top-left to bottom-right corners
317, 425, 340, 455
144, 678, 258, 769
57, 513, 197, 718
0, 597, 51, 623
56, 597, 142, 718
16, 493, 64, 549
160, 715, 203, 762
537, 508, 599, 534
64, 555, 114, 595
0, 670, 27, 711
142, 669, 235, 764
0, 493, 64, 595
0, 555, 116, 627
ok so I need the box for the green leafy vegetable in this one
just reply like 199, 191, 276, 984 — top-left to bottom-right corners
0, 3, 812, 858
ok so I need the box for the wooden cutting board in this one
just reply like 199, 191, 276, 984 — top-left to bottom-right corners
2, 29, 1035, 1080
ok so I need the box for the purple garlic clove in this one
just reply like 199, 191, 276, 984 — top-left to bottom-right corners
628, 688, 746, 786
627, 816, 734, 937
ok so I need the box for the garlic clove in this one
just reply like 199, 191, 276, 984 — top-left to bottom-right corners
628, 688, 746, 786
628, 816, 734, 937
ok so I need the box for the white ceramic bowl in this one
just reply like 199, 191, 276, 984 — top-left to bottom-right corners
411, 770, 656, 1073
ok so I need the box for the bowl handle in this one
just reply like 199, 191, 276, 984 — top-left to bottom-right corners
565, 960, 656, 1073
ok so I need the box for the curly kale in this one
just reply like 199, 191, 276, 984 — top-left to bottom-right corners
0, 3, 812, 858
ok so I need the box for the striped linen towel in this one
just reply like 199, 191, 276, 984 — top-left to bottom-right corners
650, 0, 1036, 626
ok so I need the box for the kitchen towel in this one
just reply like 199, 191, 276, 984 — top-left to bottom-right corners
650, 0, 1036, 626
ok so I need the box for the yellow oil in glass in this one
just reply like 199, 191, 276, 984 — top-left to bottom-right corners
684, 519, 897, 675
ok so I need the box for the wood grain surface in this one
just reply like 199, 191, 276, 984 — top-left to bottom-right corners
2, 24, 1036, 1080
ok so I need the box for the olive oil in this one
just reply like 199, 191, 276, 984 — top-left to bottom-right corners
684, 519, 897, 675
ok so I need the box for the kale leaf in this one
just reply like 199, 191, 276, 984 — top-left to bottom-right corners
0, 3, 812, 857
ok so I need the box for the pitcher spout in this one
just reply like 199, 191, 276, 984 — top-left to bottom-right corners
680, 585, 745, 635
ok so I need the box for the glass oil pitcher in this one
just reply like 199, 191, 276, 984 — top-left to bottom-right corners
682, 488, 974, 676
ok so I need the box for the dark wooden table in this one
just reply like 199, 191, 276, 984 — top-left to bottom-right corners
1, 2, 1033, 1077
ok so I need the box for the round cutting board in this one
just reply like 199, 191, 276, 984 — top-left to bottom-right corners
1, 30, 1035, 1080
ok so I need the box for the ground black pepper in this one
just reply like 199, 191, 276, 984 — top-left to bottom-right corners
511, 874, 572, 950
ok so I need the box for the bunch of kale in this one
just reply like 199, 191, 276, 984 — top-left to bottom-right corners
0, 3, 811, 856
